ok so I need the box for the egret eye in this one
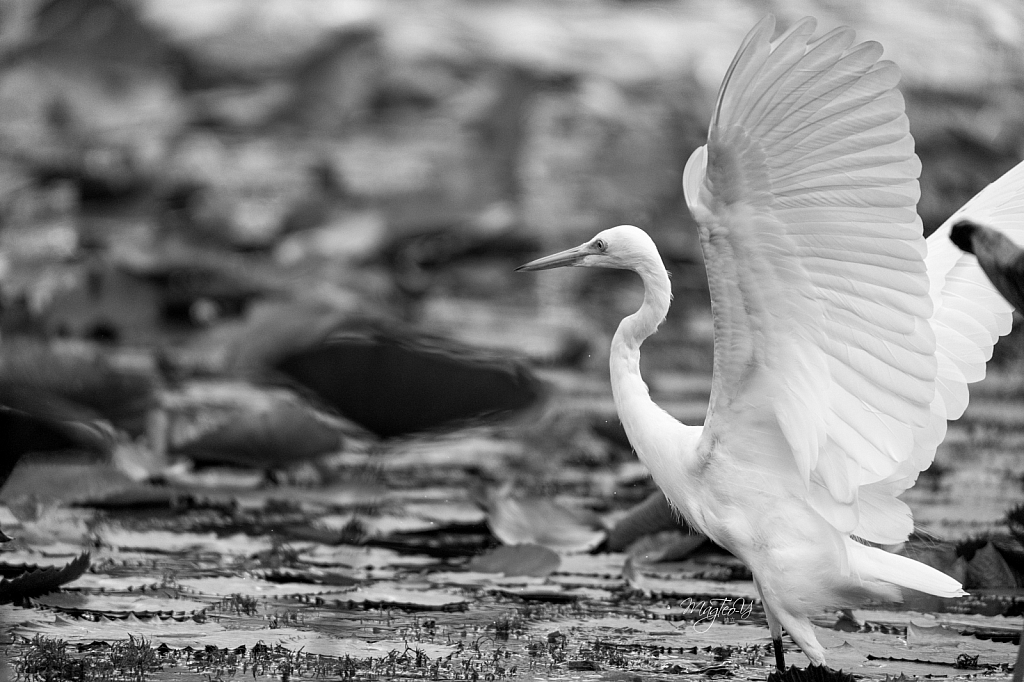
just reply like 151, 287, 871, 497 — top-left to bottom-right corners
594, 239, 607, 252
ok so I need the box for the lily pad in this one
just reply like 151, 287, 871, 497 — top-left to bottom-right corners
13, 611, 226, 646
466, 544, 560, 577
487, 494, 605, 553
34, 592, 208, 618
324, 586, 469, 611
97, 527, 273, 555
176, 575, 346, 598
298, 544, 438, 569
0, 552, 90, 604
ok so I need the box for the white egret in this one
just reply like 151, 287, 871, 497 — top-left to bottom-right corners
519, 15, 1024, 670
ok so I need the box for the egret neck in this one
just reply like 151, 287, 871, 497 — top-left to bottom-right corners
610, 254, 703, 487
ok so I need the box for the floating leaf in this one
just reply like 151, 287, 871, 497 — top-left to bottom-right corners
177, 576, 346, 598
426, 571, 544, 588
1, 460, 134, 516
252, 567, 359, 588
161, 462, 267, 489
404, 501, 486, 526
315, 513, 437, 537
556, 553, 627, 577
488, 585, 579, 603
819, 623, 1018, 667
161, 381, 353, 467
604, 491, 687, 551
67, 573, 163, 592
13, 611, 226, 647
97, 527, 273, 556
907, 621, 962, 643
0, 552, 89, 604
325, 586, 469, 611
467, 544, 560, 577
34, 592, 206, 618
623, 559, 758, 600
207, 631, 458, 658
487, 494, 605, 553
965, 541, 1017, 589
299, 545, 438, 570
379, 435, 523, 475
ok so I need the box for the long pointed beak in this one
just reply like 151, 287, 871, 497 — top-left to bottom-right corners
516, 244, 588, 271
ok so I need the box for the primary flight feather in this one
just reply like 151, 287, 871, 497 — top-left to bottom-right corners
519, 15, 1023, 669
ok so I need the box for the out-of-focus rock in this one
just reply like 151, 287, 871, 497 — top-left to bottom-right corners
135, 0, 379, 82
908, 89, 1024, 234
0, 340, 158, 434
519, 77, 707, 254
0, 0, 40, 59
420, 299, 593, 367
188, 82, 295, 130
6, 244, 270, 341
25, 263, 162, 343
0, 159, 50, 230
328, 119, 477, 231
275, 210, 388, 267
377, 211, 535, 313
768, 1, 1024, 94
383, 1, 757, 89
156, 381, 367, 469
115, 248, 275, 328
161, 133, 331, 250
0, 0, 186, 197
286, 29, 383, 134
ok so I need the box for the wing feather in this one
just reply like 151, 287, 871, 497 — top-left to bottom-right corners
856, 159, 1024, 543
685, 16, 936, 539
689, 17, 1024, 545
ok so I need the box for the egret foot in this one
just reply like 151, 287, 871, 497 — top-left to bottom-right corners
767, 665, 855, 682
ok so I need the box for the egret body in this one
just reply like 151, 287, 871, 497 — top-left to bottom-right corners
520, 16, 1024, 669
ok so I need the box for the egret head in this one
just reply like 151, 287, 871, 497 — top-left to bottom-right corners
516, 225, 659, 272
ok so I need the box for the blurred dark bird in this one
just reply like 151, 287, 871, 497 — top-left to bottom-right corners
520, 16, 1024, 671
950, 219, 1024, 311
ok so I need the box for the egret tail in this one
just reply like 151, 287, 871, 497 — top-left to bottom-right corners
846, 539, 966, 598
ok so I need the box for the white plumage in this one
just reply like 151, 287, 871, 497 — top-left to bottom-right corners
519, 15, 1024, 669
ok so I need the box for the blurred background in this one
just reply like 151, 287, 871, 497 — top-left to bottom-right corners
1, 0, 1024, 523
3, 0, 1024, 347
5, 2, 1024, 672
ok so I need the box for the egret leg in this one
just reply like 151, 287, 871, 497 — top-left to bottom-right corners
772, 637, 785, 672
755, 580, 786, 672
775, 612, 826, 667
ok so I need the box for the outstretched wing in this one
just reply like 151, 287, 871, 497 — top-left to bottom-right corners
682, 16, 935, 541
856, 162, 1024, 540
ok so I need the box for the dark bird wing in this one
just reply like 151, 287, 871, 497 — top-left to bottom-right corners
949, 218, 1024, 312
